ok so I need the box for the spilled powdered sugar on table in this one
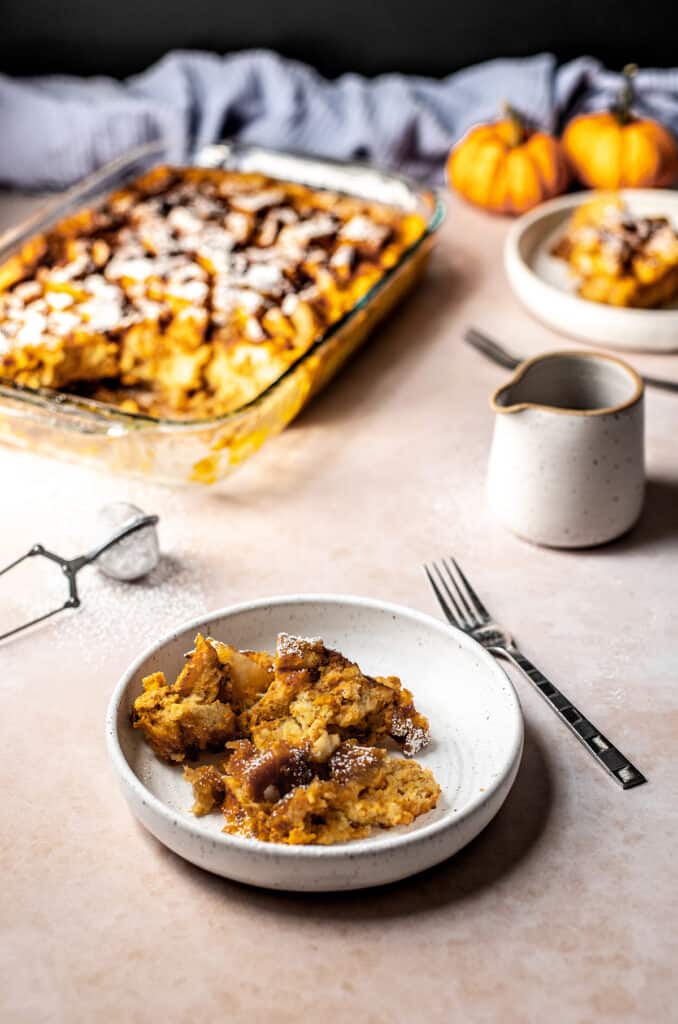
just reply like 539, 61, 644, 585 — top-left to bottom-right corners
0, 451, 213, 671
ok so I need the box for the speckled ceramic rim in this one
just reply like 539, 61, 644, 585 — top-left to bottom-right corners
105, 593, 524, 862
490, 349, 644, 417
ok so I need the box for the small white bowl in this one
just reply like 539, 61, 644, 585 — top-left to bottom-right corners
504, 190, 678, 352
106, 594, 524, 892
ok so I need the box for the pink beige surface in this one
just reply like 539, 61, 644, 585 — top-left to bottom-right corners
1, 189, 677, 1024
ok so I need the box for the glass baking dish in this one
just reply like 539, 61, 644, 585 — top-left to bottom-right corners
0, 141, 444, 485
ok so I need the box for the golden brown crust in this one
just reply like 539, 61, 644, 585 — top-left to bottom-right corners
245, 633, 430, 759
205, 739, 440, 845
0, 167, 427, 418
132, 634, 241, 762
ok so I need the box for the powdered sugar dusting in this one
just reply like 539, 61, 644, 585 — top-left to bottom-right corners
276, 632, 323, 657
390, 709, 430, 756
328, 744, 382, 783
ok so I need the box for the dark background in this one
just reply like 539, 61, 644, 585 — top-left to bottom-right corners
2, 0, 678, 78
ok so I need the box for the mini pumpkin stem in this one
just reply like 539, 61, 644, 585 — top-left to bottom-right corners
615, 63, 638, 125
501, 102, 526, 147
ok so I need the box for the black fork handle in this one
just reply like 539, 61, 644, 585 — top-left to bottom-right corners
494, 647, 646, 789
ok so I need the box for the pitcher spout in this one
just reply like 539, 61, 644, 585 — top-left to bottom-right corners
489, 349, 643, 416
490, 375, 530, 415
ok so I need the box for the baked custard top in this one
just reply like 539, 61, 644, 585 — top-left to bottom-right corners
0, 166, 426, 418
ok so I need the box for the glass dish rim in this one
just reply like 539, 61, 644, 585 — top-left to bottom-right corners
0, 144, 445, 432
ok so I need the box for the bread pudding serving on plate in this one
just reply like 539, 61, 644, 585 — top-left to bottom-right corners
552, 193, 678, 308
132, 631, 440, 845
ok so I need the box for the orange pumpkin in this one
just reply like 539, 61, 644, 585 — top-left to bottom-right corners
447, 105, 571, 216
563, 65, 678, 189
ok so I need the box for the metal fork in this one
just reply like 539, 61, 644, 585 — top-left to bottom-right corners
424, 557, 646, 789
464, 325, 678, 394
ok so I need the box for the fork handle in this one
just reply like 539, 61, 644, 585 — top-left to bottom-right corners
498, 648, 646, 789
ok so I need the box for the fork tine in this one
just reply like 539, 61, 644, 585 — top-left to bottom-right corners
423, 564, 461, 628
432, 561, 471, 627
449, 557, 490, 622
441, 557, 477, 624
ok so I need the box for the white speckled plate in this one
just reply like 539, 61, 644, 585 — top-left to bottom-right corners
504, 190, 678, 352
106, 595, 523, 892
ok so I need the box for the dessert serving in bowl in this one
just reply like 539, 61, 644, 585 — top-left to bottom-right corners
106, 595, 524, 891
0, 143, 443, 484
504, 189, 678, 351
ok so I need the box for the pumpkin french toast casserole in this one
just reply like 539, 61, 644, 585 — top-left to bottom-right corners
132, 633, 440, 845
552, 194, 678, 308
0, 166, 426, 419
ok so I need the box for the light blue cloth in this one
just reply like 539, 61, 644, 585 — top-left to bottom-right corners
2, 50, 678, 189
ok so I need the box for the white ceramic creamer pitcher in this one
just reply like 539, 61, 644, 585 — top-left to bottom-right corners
487, 351, 645, 548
